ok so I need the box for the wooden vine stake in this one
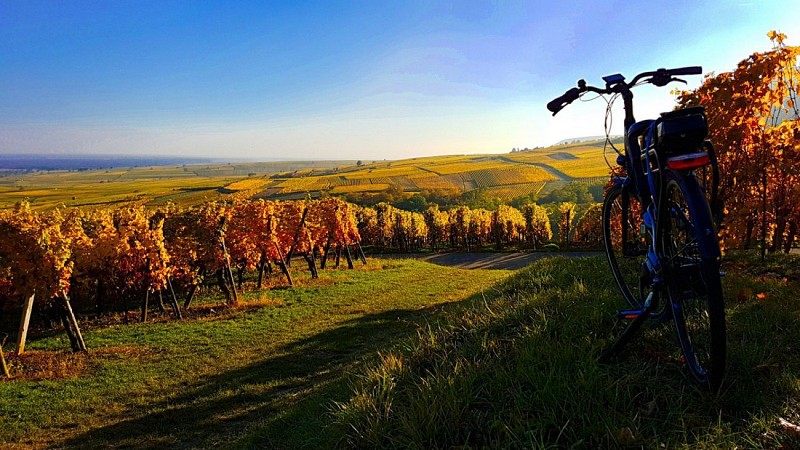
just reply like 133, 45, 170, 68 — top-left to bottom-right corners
61, 293, 87, 352
141, 289, 150, 323
274, 241, 293, 286
16, 292, 35, 355
1, 335, 11, 378
356, 242, 367, 265
156, 289, 166, 313
166, 278, 182, 319
344, 244, 354, 269
217, 217, 239, 307
220, 236, 239, 306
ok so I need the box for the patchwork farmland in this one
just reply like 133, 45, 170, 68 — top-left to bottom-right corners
0, 141, 613, 210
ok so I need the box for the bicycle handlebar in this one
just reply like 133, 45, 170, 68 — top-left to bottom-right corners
546, 86, 582, 115
547, 66, 702, 116
665, 66, 702, 76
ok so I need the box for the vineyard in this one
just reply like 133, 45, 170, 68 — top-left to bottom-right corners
0, 144, 612, 211
264, 153, 580, 200
265, 157, 564, 199
0, 195, 608, 354
0, 161, 359, 210
0, 197, 367, 352
505, 143, 614, 178
356, 202, 568, 252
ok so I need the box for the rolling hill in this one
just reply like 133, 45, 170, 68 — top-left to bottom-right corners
0, 140, 615, 209
239, 139, 615, 202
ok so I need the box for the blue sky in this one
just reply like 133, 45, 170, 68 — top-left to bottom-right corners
1, 0, 797, 160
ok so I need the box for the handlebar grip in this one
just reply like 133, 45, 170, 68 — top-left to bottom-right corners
546, 87, 582, 115
668, 66, 702, 76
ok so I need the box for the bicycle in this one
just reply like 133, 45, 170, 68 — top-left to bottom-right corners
547, 67, 726, 389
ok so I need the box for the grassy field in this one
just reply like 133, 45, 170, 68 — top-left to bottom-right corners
0, 259, 512, 448
0, 142, 614, 210
1, 254, 799, 448
336, 255, 800, 448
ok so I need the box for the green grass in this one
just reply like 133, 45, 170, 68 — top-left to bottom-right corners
335, 255, 800, 448
3, 253, 798, 448
0, 259, 511, 448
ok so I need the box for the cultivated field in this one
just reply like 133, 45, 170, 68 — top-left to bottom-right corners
0, 141, 615, 210
0, 160, 355, 210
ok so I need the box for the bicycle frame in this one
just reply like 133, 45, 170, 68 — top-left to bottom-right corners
611, 86, 720, 283
550, 66, 727, 388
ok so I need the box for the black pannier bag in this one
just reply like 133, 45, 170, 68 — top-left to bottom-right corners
654, 106, 708, 155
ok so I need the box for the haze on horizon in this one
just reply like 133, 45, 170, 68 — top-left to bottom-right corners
1, 1, 797, 161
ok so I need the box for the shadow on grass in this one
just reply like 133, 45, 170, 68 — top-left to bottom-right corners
324, 258, 800, 448
59, 257, 800, 448
58, 286, 499, 449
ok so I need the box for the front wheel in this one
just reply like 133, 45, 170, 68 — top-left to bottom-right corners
662, 172, 726, 389
602, 185, 648, 309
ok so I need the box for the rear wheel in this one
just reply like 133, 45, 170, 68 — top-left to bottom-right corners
662, 173, 726, 389
602, 185, 648, 309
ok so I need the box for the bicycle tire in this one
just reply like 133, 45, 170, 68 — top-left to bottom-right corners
602, 185, 648, 309
662, 172, 726, 389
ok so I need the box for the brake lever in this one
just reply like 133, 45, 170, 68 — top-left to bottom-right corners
671, 77, 687, 85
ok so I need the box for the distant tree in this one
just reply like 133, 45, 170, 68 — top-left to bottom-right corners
419, 189, 461, 208
394, 194, 427, 212
356, 160, 363, 166
539, 182, 602, 204
588, 183, 604, 202
460, 188, 502, 211
509, 191, 540, 209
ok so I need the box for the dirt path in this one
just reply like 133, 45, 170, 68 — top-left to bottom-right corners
499, 156, 574, 181
374, 251, 602, 270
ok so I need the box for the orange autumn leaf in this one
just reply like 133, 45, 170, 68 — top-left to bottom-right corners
676, 31, 799, 252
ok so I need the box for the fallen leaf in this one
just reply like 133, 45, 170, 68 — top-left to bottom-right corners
779, 417, 800, 438
756, 292, 767, 301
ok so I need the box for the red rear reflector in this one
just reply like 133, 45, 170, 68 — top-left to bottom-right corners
624, 314, 639, 319
667, 152, 710, 170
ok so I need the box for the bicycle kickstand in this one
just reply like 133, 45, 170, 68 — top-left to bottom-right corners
598, 290, 660, 363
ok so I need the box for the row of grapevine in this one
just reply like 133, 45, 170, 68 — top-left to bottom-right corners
0, 196, 604, 353
0, 198, 364, 352
355, 202, 603, 252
